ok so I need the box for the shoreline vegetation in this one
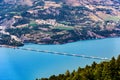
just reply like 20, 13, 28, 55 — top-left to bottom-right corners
0, 36, 120, 47
0, 36, 119, 47
37, 55, 120, 80
2, 20, 120, 47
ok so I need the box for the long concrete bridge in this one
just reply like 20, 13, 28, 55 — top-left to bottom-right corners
0, 45, 110, 60
14, 47, 110, 60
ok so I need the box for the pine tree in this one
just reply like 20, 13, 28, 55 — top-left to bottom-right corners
115, 55, 120, 79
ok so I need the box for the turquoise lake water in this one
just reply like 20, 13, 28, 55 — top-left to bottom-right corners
0, 38, 120, 80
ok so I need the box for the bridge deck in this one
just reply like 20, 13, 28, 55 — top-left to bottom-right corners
0, 45, 110, 60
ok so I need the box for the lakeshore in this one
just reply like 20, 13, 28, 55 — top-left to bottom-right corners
0, 37, 120, 80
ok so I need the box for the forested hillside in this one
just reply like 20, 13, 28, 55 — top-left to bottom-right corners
38, 55, 120, 80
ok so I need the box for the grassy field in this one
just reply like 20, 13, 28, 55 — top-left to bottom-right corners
54, 26, 74, 30
29, 21, 38, 27
105, 15, 120, 22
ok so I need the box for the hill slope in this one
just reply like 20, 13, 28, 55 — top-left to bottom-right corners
0, 0, 120, 46
39, 55, 120, 80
